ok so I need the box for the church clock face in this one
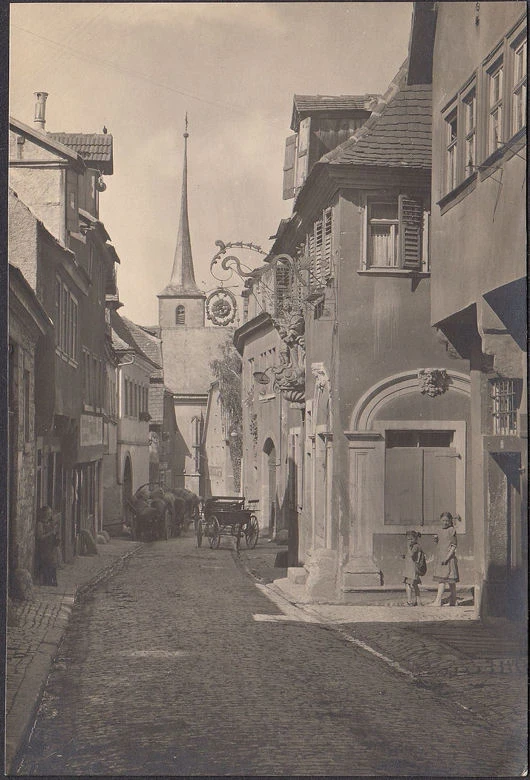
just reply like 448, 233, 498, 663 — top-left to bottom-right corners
206, 288, 237, 326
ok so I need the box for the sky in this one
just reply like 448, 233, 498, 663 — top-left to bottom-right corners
10, 2, 413, 326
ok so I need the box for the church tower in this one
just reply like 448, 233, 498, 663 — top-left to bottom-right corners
158, 118, 231, 493
158, 116, 206, 330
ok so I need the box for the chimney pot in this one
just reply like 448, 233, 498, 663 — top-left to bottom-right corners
33, 92, 48, 130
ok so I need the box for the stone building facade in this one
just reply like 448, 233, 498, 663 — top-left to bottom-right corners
408, 1, 527, 618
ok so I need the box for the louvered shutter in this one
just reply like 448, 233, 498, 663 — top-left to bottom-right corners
283, 135, 297, 200
399, 195, 423, 269
275, 263, 290, 315
313, 218, 323, 286
322, 208, 333, 280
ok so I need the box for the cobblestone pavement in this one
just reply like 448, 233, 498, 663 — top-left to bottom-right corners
6, 538, 142, 772
15, 534, 526, 776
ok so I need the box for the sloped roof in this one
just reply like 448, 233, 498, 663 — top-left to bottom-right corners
48, 132, 113, 174
110, 311, 160, 371
292, 94, 379, 130
322, 84, 432, 169
9, 117, 85, 171
122, 318, 163, 377
111, 331, 131, 351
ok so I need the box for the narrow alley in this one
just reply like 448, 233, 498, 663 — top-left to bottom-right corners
16, 535, 526, 777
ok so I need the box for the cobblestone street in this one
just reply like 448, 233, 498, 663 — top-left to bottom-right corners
15, 535, 526, 776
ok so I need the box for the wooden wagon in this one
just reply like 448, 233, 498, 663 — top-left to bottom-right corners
197, 496, 259, 551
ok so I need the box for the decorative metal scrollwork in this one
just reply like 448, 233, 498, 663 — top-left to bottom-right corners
205, 288, 237, 326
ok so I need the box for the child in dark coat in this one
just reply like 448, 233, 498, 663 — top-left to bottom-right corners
402, 530, 424, 606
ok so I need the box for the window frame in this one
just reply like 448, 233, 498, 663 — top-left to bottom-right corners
361, 194, 428, 273
175, 305, 186, 325
510, 32, 527, 136
55, 276, 79, 365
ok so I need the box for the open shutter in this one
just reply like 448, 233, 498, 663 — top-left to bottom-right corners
322, 208, 333, 280
66, 168, 79, 234
384, 448, 423, 525
399, 194, 423, 269
423, 448, 457, 525
282, 135, 297, 200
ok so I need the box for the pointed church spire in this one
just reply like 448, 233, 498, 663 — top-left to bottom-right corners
168, 115, 199, 291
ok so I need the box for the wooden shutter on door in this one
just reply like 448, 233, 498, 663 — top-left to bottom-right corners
384, 448, 423, 525
423, 448, 457, 525
283, 135, 297, 200
399, 195, 423, 269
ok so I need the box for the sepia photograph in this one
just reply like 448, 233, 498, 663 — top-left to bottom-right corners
6, 1, 527, 775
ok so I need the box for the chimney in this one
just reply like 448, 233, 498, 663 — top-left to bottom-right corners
33, 92, 48, 131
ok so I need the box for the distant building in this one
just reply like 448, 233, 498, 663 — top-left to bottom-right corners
408, 1, 527, 619
156, 123, 234, 496
102, 311, 161, 533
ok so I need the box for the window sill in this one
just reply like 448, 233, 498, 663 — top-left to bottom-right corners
437, 172, 478, 212
479, 128, 526, 181
357, 269, 430, 278
55, 348, 78, 369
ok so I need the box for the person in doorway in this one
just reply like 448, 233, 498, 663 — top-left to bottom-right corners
402, 530, 424, 606
35, 505, 58, 586
432, 511, 459, 606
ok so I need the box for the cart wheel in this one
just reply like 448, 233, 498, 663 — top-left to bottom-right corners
208, 516, 221, 549
196, 519, 203, 548
245, 515, 259, 549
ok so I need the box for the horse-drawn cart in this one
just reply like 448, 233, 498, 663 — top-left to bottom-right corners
126, 483, 194, 541
197, 496, 259, 551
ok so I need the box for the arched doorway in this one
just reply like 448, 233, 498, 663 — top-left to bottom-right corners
263, 439, 276, 538
123, 456, 133, 525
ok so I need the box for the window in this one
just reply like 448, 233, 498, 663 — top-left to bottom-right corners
175, 305, 185, 325
385, 429, 457, 526
490, 378, 521, 435
511, 36, 527, 135
275, 263, 291, 316
487, 59, 504, 156
306, 207, 333, 287
55, 277, 78, 362
365, 196, 425, 271
445, 107, 459, 192
463, 87, 477, 178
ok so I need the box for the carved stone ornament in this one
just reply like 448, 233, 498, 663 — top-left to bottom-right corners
311, 363, 330, 393
418, 368, 449, 397
272, 307, 305, 351
270, 348, 305, 403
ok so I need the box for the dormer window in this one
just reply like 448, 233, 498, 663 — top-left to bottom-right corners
175, 305, 185, 325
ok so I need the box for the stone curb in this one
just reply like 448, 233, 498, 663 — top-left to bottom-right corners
6, 543, 143, 775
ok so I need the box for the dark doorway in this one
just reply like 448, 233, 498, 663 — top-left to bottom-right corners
123, 457, 133, 526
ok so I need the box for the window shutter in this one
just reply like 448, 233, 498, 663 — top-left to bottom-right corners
399, 195, 423, 269
66, 168, 79, 234
385, 448, 423, 524
275, 264, 290, 315
313, 218, 323, 286
282, 135, 297, 200
423, 449, 457, 525
322, 208, 333, 280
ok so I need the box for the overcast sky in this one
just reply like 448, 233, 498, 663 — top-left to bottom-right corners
10, 2, 413, 326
